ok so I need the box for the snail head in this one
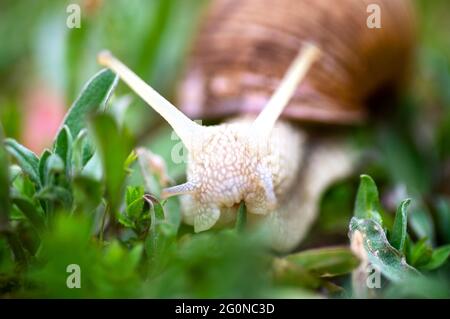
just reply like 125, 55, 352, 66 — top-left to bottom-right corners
97, 44, 320, 232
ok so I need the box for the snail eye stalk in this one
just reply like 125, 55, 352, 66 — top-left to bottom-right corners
251, 44, 320, 140
161, 182, 197, 199
97, 50, 202, 151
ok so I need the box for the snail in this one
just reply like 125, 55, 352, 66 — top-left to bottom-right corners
98, 0, 415, 252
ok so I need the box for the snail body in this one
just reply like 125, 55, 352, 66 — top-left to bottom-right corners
98, 0, 415, 252
180, 117, 305, 231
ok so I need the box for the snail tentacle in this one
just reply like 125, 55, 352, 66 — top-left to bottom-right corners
251, 44, 320, 140
97, 50, 202, 151
161, 181, 197, 198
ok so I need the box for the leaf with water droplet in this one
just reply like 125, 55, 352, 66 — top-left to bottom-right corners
349, 217, 420, 282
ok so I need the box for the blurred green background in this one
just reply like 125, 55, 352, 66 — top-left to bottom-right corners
0, 0, 449, 298
0, 0, 206, 151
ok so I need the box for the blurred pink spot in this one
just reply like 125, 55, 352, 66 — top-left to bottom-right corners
22, 86, 66, 155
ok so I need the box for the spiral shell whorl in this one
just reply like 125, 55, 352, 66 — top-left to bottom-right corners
179, 0, 415, 124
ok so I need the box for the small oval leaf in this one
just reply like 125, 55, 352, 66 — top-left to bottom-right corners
390, 199, 411, 252
4, 138, 40, 188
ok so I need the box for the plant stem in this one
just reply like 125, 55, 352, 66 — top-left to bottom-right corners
5, 232, 27, 267
99, 204, 109, 244
235, 202, 247, 233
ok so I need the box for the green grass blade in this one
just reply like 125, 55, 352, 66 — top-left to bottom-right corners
235, 202, 247, 233
38, 149, 51, 186
88, 113, 132, 212
0, 125, 10, 225
390, 199, 411, 252
354, 175, 383, 224
286, 246, 359, 277
11, 196, 46, 234
53, 125, 73, 176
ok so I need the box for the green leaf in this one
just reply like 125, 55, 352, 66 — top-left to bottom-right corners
38, 149, 51, 186
144, 194, 176, 273
88, 113, 133, 212
385, 274, 450, 298
410, 238, 433, 267
146, 221, 177, 275
72, 175, 103, 214
81, 152, 102, 181
103, 241, 143, 277
286, 246, 359, 277
349, 217, 420, 282
60, 69, 118, 138
124, 150, 137, 173
420, 244, 450, 271
128, 244, 144, 270
110, 95, 133, 126
53, 125, 73, 176
11, 196, 46, 233
354, 175, 383, 224
9, 165, 21, 184
70, 130, 95, 175
46, 154, 64, 173
272, 258, 322, 290
35, 186, 73, 210
12, 173, 36, 199
126, 186, 144, 205
125, 186, 145, 219
44, 154, 64, 186
118, 213, 135, 229
4, 232, 27, 266
4, 138, 40, 188
164, 197, 181, 231
0, 125, 10, 224
27, 214, 93, 297
390, 199, 411, 252
1, 126, 28, 265
144, 194, 165, 224
436, 199, 450, 244
38, 152, 64, 187
71, 130, 88, 175
409, 208, 435, 245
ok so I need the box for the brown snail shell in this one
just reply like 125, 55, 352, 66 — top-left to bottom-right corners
178, 0, 415, 124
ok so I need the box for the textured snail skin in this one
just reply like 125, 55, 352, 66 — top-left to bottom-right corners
179, 116, 357, 252
179, 117, 304, 232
